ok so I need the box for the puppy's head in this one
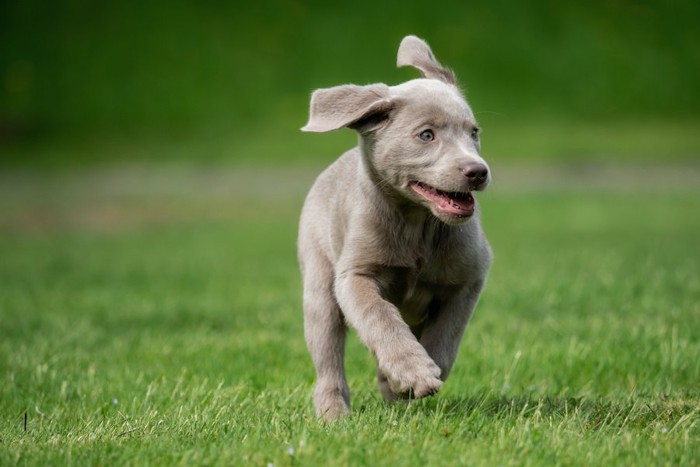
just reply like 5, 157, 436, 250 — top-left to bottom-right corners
303, 35, 490, 225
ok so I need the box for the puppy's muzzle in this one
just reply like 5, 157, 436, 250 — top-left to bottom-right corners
460, 163, 489, 191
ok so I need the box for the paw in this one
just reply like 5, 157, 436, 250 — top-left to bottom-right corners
384, 353, 443, 399
317, 399, 350, 421
314, 385, 350, 421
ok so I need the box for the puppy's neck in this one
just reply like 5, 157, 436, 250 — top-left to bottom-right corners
357, 141, 433, 228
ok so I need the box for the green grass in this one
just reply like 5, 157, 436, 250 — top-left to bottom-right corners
2, 117, 700, 170
1, 165, 698, 465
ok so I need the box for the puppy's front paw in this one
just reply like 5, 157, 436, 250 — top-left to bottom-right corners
384, 352, 443, 399
410, 371, 443, 399
314, 384, 350, 421
316, 398, 350, 421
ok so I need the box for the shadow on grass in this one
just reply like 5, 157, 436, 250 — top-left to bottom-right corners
355, 391, 697, 432
473, 394, 693, 431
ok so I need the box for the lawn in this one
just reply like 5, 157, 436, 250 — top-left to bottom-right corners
1, 164, 698, 465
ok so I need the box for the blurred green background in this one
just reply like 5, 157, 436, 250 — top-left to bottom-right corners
2, 0, 699, 167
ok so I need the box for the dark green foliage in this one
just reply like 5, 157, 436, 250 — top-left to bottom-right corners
1, 1, 699, 165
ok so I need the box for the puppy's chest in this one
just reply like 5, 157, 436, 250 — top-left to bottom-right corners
376, 263, 451, 327
370, 221, 467, 325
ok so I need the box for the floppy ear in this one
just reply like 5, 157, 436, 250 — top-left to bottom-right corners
301, 83, 393, 133
396, 35, 456, 85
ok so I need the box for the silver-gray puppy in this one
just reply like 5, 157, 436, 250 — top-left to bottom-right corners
299, 35, 492, 420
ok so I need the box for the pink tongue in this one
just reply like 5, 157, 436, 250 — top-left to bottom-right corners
410, 182, 474, 216
437, 193, 472, 215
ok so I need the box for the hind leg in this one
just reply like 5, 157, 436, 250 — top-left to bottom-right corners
419, 282, 485, 380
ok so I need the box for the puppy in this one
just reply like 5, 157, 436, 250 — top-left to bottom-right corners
299, 35, 492, 420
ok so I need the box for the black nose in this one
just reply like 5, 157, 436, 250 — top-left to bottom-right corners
461, 163, 489, 189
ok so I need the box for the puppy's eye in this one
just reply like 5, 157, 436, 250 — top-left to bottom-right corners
470, 127, 480, 140
418, 129, 435, 142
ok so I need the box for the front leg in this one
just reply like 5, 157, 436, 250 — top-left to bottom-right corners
419, 280, 485, 380
335, 272, 443, 398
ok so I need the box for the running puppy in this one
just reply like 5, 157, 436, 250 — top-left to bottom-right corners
299, 35, 492, 420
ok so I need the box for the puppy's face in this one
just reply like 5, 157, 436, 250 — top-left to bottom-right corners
367, 79, 490, 225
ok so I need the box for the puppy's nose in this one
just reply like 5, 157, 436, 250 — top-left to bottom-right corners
460, 163, 489, 189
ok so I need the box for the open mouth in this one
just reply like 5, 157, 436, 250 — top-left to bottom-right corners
409, 181, 475, 218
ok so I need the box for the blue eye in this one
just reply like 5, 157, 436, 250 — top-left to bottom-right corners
418, 129, 434, 142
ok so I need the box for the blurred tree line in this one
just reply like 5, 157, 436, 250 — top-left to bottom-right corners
1, 0, 698, 161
